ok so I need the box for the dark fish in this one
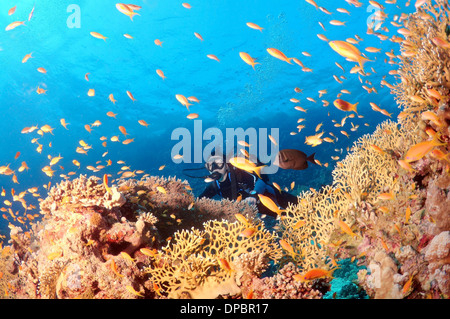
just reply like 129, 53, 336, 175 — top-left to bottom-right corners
275, 149, 316, 170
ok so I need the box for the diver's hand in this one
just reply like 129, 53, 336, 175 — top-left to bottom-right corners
242, 197, 257, 206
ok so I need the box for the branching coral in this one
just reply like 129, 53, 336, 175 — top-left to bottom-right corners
144, 218, 281, 299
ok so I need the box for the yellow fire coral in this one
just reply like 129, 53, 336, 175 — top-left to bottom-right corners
144, 218, 281, 298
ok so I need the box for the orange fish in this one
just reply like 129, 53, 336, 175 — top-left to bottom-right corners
239, 52, 259, 69
338, 220, 357, 238
84, 124, 92, 133
279, 239, 296, 257
108, 94, 117, 104
36, 86, 47, 94
194, 32, 203, 41
138, 119, 149, 127
156, 69, 166, 80
103, 173, 112, 194
122, 138, 134, 145
126, 90, 136, 102
258, 194, 285, 215
218, 258, 232, 271
8, 6, 16, 16
404, 135, 446, 163
207, 54, 220, 62
5, 21, 25, 31
175, 94, 193, 110
182, 3, 192, 9
90, 31, 107, 41
294, 268, 335, 282
398, 159, 415, 173
239, 228, 256, 238
37, 67, 47, 74
116, 3, 140, 21
267, 48, 292, 64
333, 99, 358, 114
187, 113, 199, 120
106, 111, 117, 118
154, 39, 163, 46
246, 22, 263, 32
378, 191, 395, 200
329, 40, 372, 70
118, 126, 129, 136
22, 53, 33, 63
87, 89, 95, 97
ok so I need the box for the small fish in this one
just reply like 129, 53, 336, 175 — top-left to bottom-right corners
120, 251, 135, 263
338, 220, 357, 239
402, 275, 414, 296
267, 48, 292, 64
239, 228, 256, 238
218, 258, 232, 271
294, 268, 335, 282
116, 4, 140, 21
126, 90, 136, 102
398, 159, 415, 173
330, 20, 346, 26
110, 259, 124, 277
126, 285, 143, 297
187, 113, 199, 120
378, 191, 395, 200
8, 6, 16, 16
405, 207, 412, 224
90, 31, 107, 41
22, 53, 33, 63
28, 5, 35, 21
138, 119, 149, 127
119, 126, 129, 136
108, 94, 117, 104
235, 213, 249, 225
106, 111, 117, 118
103, 174, 112, 194
194, 32, 203, 41
239, 52, 259, 69
206, 54, 220, 62
229, 157, 265, 179
333, 99, 358, 114
156, 186, 166, 194
87, 89, 95, 97
305, 0, 319, 10
246, 22, 263, 32
36, 86, 47, 94
329, 40, 372, 70
293, 220, 305, 229
156, 69, 166, 80
175, 94, 193, 110
258, 194, 285, 215
5, 21, 25, 31
404, 135, 445, 163
154, 39, 163, 46
279, 239, 296, 257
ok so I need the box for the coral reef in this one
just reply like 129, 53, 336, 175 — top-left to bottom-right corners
1, 0, 450, 300
323, 259, 368, 299
0, 174, 264, 298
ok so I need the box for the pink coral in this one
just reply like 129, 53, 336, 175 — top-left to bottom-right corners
424, 231, 450, 295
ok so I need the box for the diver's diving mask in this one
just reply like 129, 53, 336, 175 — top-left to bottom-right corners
205, 155, 227, 181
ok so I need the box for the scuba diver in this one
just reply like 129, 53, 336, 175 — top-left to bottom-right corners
184, 150, 315, 217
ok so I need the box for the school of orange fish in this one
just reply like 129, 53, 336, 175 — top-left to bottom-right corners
0, 0, 448, 255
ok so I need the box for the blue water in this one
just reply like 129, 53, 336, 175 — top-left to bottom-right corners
0, 0, 414, 236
